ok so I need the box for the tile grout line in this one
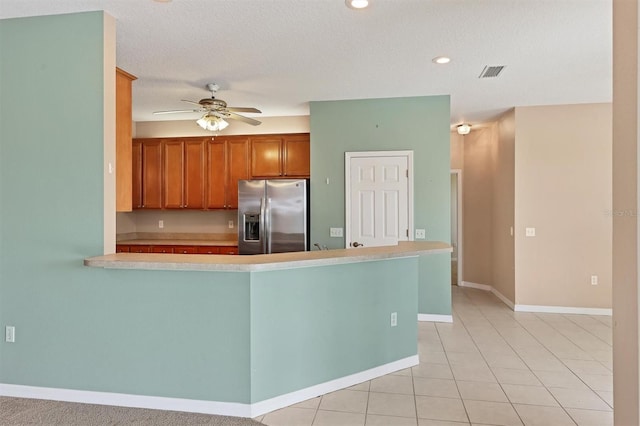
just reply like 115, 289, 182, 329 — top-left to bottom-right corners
434, 312, 472, 425
450, 289, 528, 426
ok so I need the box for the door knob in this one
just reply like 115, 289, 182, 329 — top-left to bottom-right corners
351, 242, 363, 247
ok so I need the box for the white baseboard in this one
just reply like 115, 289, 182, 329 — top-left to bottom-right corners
0, 383, 251, 417
491, 287, 516, 310
458, 281, 611, 316
250, 355, 419, 416
514, 305, 612, 316
417, 314, 453, 323
0, 355, 419, 419
460, 281, 492, 291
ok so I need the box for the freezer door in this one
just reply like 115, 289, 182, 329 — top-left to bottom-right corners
266, 179, 308, 253
238, 180, 266, 255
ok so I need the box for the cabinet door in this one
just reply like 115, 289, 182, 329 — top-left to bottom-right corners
283, 135, 310, 177
115, 68, 136, 212
183, 140, 206, 209
227, 138, 250, 208
218, 246, 238, 255
197, 246, 220, 254
251, 137, 282, 177
115, 244, 130, 253
163, 140, 184, 209
132, 141, 142, 208
141, 141, 163, 209
206, 140, 226, 209
129, 245, 152, 253
152, 245, 173, 254
173, 246, 198, 254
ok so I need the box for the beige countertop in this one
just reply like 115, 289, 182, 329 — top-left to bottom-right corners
85, 241, 452, 272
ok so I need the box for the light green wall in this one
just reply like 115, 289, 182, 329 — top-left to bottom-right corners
0, 12, 254, 403
249, 258, 418, 402
309, 97, 452, 315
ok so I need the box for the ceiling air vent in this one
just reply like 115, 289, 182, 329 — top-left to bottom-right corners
479, 65, 505, 78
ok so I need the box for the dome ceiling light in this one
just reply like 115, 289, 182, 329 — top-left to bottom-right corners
346, 0, 370, 10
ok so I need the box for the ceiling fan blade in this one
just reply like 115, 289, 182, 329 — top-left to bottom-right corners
226, 107, 262, 113
153, 109, 201, 115
181, 99, 203, 107
225, 112, 262, 126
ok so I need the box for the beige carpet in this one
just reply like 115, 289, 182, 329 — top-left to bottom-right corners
0, 396, 265, 425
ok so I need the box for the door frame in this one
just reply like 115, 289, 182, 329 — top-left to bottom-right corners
345, 151, 414, 249
451, 169, 463, 285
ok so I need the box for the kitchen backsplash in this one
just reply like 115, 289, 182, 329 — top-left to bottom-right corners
116, 210, 238, 235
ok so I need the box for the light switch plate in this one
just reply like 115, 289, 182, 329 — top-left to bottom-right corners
525, 227, 536, 237
330, 227, 343, 237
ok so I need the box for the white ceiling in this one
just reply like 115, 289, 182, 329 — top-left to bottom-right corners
0, 0, 612, 127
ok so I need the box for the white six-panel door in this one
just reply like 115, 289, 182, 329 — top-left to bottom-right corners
345, 151, 413, 248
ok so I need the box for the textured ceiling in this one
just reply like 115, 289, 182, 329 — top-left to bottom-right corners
0, 0, 612, 126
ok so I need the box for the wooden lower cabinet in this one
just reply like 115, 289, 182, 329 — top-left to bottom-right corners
117, 244, 237, 254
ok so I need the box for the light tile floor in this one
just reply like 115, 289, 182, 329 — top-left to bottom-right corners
254, 286, 613, 426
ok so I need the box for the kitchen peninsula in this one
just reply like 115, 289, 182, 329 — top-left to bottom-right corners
84, 241, 450, 417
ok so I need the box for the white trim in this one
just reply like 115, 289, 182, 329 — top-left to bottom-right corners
0, 383, 251, 417
345, 151, 414, 248
491, 287, 516, 310
514, 305, 612, 316
0, 355, 419, 419
250, 355, 418, 416
460, 281, 492, 292
417, 314, 453, 323
450, 169, 463, 285
459, 282, 612, 316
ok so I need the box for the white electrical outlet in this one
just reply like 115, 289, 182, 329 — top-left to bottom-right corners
525, 227, 536, 237
5, 326, 15, 343
330, 227, 343, 237
591, 275, 598, 286
415, 229, 426, 239
390, 312, 398, 327
228, 220, 234, 229
158, 220, 164, 229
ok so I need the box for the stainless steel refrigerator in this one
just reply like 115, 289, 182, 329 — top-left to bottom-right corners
238, 179, 309, 255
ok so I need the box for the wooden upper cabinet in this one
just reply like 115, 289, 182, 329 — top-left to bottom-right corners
183, 140, 206, 209
140, 140, 163, 209
133, 133, 306, 210
226, 138, 250, 208
163, 140, 184, 209
206, 137, 249, 209
132, 140, 142, 209
283, 134, 310, 177
250, 133, 310, 178
163, 139, 206, 209
206, 140, 226, 209
250, 136, 282, 177
115, 68, 136, 212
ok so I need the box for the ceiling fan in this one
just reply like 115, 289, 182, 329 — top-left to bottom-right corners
153, 83, 262, 130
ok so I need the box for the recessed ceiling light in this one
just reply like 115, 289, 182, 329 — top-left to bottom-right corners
432, 56, 451, 64
346, 0, 370, 9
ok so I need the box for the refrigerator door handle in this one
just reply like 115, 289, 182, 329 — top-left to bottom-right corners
260, 197, 267, 254
265, 197, 272, 254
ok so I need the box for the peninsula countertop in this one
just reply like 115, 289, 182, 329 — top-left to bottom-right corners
85, 241, 452, 272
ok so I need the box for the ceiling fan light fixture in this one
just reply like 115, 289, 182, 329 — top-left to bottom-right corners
346, 0, 369, 9
457, 123, 471, 135
197, 114, 229, 132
